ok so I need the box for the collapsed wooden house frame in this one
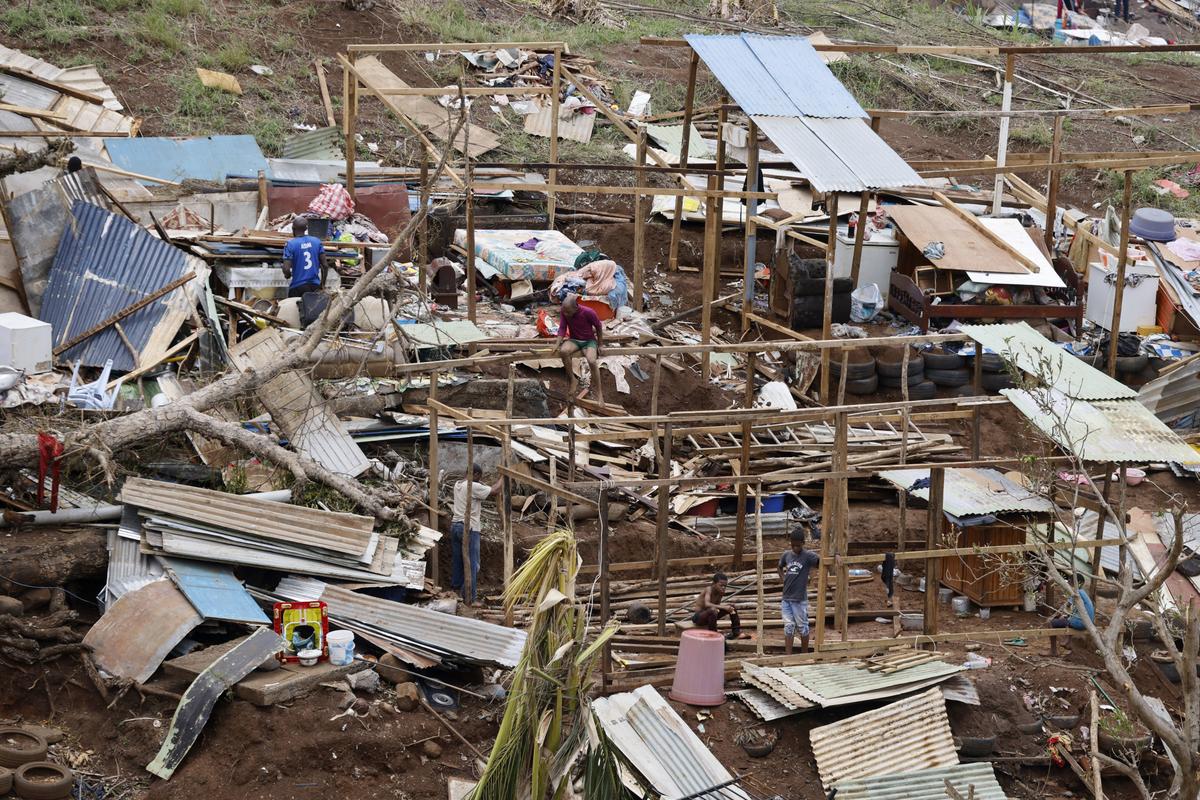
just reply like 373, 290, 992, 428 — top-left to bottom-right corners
336, 36, 1200, 688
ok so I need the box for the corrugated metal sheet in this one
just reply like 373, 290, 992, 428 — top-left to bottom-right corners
1003, 388, 1200, 464
833, 763, 1008, 800
686, 34, 864, 118
266, 158, 381, 183
121, 477, 377, 559
593, 685, 751, 800
281, 127, 342, 160
0, 45, 125, 111
727, 687, 803, 721
751, 115, 922, 192
5, 168, 110, 316
809, 688, 958, 790
961, 322, 1136, 401
877, 468, 1055, 516
104, 135, 267, 184
39, 201, 205, 371
162, 558, 270, 625
228, 328, 370, 477
0, 73, 59, 109
742, 35, 866, 118
101, 513, 163, 609
273, 577, 527, 668
82, 578, 202, 683
1138, 357, 1200, 426
778, 660, 965, 705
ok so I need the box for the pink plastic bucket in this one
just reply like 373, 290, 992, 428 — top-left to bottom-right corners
669, 629, 727, 706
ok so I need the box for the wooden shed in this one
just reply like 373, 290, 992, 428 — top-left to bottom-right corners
878, 467, 1056, 607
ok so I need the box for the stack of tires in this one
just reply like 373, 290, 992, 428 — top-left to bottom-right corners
830, 350, 878, 395
922, 347, 973, 396
974, 352, 1015, 394
873, 347, 934, 399
0, 727, 74, 800
789, 257, 851, 329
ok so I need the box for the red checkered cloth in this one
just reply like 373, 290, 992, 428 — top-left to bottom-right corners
307, 183, 355, 220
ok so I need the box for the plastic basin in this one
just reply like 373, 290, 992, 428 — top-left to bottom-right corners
1129, 208, 1176, 242
669, 629, 727, 706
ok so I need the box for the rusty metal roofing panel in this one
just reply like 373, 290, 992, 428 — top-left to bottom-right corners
778, 660, 965, 705
5, 168, 110, 316
39, 200, 206, 371
593, 685, 751, 800
809, 688, 958, 790
961, 322, 1136, 401
274, 577, 527, 668
751, 115, 921, 192
1137, 356, 1200, 426
877, 468, 1055, 516
1003, 388, 1200, 465
82, 578, 202, 683
121, 477, 377, 559
686, 34, 865, 118
833, 763, 1009, 800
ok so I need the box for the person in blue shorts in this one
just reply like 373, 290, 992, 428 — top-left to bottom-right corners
779, 528, 820, 654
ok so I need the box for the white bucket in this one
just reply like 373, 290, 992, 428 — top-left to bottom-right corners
327, 629, 355, 666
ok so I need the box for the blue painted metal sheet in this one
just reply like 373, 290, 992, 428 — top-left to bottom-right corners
742, 35, 865, 118
686, 34, 866, 118
162, 558, 270, 625
752, 116, 922, 192
103, 135, 267, 184
39, 201, 196, 371
752, 115, 863, 192
686, 35, 797, 116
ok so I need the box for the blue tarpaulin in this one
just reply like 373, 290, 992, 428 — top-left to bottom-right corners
104, 135, 268, 184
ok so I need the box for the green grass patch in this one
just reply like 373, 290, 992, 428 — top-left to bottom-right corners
1, 0, 91, 45
273, 33, 299, 54
176, 77, 239, 124
213, 39, 255, 72
1104, 165, 1200, 218
151, 0, 204, 16
251, 117, 287, 156
1009, 122, 1054, 148
133, 7, 184, 52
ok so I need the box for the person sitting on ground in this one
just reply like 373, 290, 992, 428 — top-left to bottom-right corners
281, 217, 328, 299
692, 572, 742, 640
552, 293, 604, 404
1049, 572, 1095, 657
450, 464, 502, 607
779, 528, 821, 654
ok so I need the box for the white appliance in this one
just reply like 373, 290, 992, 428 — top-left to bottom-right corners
832, 225, 899, 290
1085, 260, 1159, 332
0, 312, 52, 374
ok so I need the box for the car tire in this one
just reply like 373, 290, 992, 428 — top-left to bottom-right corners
876, 352, 925, 378
1073, 352, 1103, 367
926, 367, 971, 387
879, 372, 926, 388
0, 766, 12, 795
909, 380, 937, 400
843, 374, 879, 395
981, 371, 1014, 393
950, 385, 979, 398
830, 356, 877, 381
13, 762, 73, 800
1115, 355, 1149, 374
977, 353, 1006, 373
0, 729, 47, 769
922, 349, 965, 370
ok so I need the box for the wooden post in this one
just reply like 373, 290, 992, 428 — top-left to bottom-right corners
1045, 115, 1065, 253
711, 99, 728, 303
547, 47, 562, 226
599, 486, 612, 686
418, 157, 430, 298
923, 467, 945, 638
547, 458, 558, 533
700, 171, 718, 381
463, 421, 476, 605
344, 58, 357, 202
428, 371, 441, 582
848, 191, 870, 288
755, 481, 765, 656
990, 53, 1015, 216
1090, 690, 1104, 799
742, 118, 760, 333
465, 153, 477, 323
734, 353, 755, 570
972, 350, 983, 459
256, 169, 268, 216
650, 355, 663, 417
1107, 170, 1134, 378
633, 130, 648, 312
502, 366, 516, 626
1091, 465, 1113, 599
656, 422, 673, 636
819, 193, 840, 403
567, 399, 578, 529
834, 411, 849, 640
668, 51, 700, 271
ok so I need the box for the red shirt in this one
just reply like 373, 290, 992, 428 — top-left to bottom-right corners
558, 305, 603, 341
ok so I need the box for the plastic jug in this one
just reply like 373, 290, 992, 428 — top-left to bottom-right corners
327, 629, 355, 666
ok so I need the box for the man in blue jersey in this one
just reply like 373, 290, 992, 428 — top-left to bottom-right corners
281, 218, 327, 298
1049, 572, 1095, 656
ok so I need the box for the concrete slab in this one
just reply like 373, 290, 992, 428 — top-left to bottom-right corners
162, 635, 367, 706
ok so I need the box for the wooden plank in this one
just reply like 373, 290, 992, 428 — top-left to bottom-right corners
887, 204, 1029, 275
314, 59, 336, 127
933, 191, 1037, 274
